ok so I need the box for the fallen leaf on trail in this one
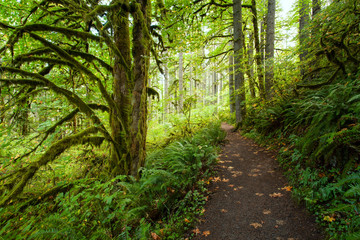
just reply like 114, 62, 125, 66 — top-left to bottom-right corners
267, 170, 275, 174
228, 184, 234, 187
269, 192, 283, 198
263, 209, 271, 215
192, 228, 201, 234
276, 220, 285, 225
218, 160, 224, 163
248, 173, 260, 177
228, 166, 234, 170
281, 186, 293, 192
232, 153, 240, 157
221, 209, 228, 213
151, 232, 160, 240
255, 193, 264, 196
222, 178, 229, 182
202, 231, 211, 237
213, 177, 221, 182
251, 169, 261, 173
201, 209, 206, 214
250, 222, 263, 229
236, 201, 241, 204
184, 218, 190, 223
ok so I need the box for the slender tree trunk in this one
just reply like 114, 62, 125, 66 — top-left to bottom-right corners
228, 51, 235, 113
219, 73, 223, 104
299, 0, 310, 76
312, 0, 320, 16
251, 0, 265, 99
228, 27, 235, 113
233, 0, 246, 123
265, 0, 275, 98
164, 59, 169, 118
178, 51, 184, 111
247, 33, 256, 98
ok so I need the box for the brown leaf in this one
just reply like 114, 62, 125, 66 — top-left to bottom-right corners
151, 232, 160, 240
222, 178, 229, 182
202, 230, 211, 237
255, 193, 264, 196
263, 209, 271, 215
220, 209, 228, 213
250, 222, 263, 229
281, 186, 292, 192
213, 177, 221, 182
269, 193, 283, 198
192, 228, 201, 234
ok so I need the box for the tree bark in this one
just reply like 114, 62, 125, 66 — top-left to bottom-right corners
130, 0, 151, 177
110, 0, 132, 176
299, 0, 310, 76
164, 57, 169, 118
247, 32, 256, 98
265, 0, 275, 98
233, 0, 246, 124
250, 0, 265, 99
178, 51, 184, 110
228, 50, 235, 113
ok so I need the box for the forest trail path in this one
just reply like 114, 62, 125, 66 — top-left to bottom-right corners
190, 123, 324, 240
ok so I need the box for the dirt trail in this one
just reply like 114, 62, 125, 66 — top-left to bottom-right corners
190, 123, 324, 240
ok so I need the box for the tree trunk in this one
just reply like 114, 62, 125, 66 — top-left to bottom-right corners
265, 0, 275, 98
130, 0, 151, 177
110, 0, 132, 176
251, 0, 265, 99
312, 0, 321, 16
299, 0, 310, 76
228, 50, 235, 113
233, 0, 246, 124
178, 51, 184, 110
164, 58, 169, 118
247, 33, 256, 98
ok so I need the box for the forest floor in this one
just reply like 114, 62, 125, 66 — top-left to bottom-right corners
187, 123, 325, 240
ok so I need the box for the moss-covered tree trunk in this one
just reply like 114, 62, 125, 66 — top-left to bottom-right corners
110, 0, 132, 176
130, 0, 151, 177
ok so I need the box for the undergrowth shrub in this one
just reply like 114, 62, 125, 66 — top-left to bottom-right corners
0, 123, 226, 239
244, 76, 360, 239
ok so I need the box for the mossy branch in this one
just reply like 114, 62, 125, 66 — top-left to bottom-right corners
17, 182, 75, 212
0, 127, 102, 207
28, 32, 119, 128
14, 48, 113, 73
0, 78, 45, 86
84, 1, 130, 22
297, 67, 341, 89
1, 66, 114, 146
19, 24, 102, 42
14, 56, 75, 68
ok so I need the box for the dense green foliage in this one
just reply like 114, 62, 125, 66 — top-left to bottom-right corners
241, 1, 360, 238
0, 122, 226, 239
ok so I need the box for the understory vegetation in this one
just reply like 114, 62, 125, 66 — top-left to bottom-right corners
244, 75, 360, 240
0, 115, 226, 239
